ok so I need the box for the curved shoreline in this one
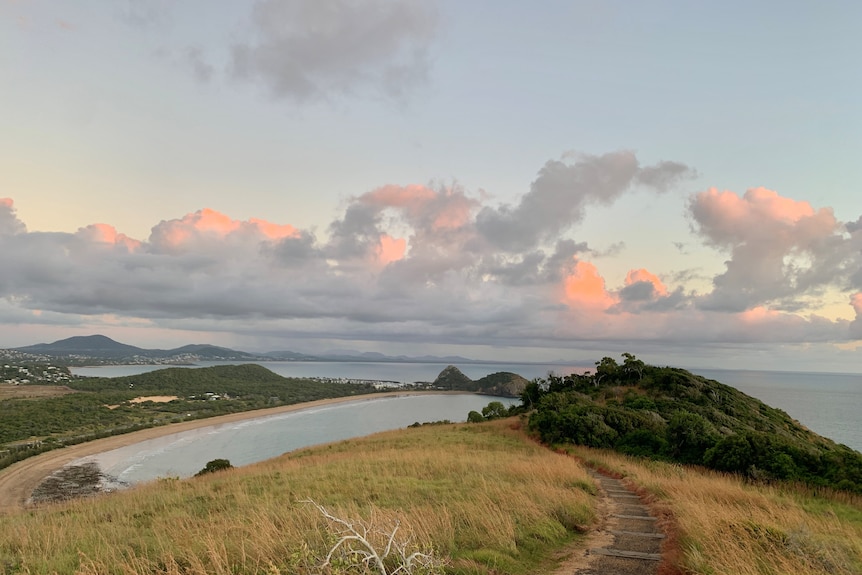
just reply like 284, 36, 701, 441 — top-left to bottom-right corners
0, 391, 454, 513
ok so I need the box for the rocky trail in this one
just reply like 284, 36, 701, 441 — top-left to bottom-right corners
552, 468, 666, 575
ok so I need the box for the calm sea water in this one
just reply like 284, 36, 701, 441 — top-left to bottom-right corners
69, 360, 582, 382
69, 361, 862, 455
73, 394, 518, 487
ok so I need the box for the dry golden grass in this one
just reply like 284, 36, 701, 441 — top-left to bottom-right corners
0, 419, 596, 575
567, 445, 862, 575
0, 384, 76, 400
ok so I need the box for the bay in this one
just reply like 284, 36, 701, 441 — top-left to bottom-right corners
74, 394, 518, 488
69, 361, 862, 454
69, 360, 581, 381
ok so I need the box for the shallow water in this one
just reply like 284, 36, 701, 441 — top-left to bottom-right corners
73, 393, 517, 487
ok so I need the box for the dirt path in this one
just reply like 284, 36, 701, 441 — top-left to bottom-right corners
551, 469, 665, 575
0, 392, 434, 513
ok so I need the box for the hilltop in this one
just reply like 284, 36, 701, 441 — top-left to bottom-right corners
526, 354, 862, 492
11, 335, 264, 365
433, 365, 530, 397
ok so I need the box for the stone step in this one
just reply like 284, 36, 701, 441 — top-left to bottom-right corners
613, 514, 657, 520
610, 530, 665, 539
589, 548, 661, 561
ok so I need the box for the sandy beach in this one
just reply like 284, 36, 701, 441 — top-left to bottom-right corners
0, 392, 431, 513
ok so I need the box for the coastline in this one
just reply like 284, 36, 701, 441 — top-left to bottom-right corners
0, 391, 456, 513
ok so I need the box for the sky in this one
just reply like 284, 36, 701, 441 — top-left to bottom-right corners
2, 0, 861, 372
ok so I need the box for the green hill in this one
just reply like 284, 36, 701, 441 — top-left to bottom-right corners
432, 365, 528, 397
525, 354, 862, 492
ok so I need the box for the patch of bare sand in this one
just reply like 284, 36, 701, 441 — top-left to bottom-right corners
129, 395, 180, 404
0, 392, 439, 513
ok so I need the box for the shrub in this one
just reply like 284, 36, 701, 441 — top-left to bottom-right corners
195, 458, 233, 476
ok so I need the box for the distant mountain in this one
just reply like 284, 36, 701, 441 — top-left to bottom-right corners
13, 335, 266, 364
10, 335, 511, 366
16, 335, 149, 359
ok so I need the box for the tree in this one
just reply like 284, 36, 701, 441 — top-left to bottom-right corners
481, 401, 508, 420
621, 353, 645, 382
520, 379, 544, 409
467, 410, 485, 423
666, 412, 718, 464
195, 458, 233, 476
594, 357, 619, 386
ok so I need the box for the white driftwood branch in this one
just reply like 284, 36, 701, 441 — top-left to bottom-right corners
302, 499, 440, 575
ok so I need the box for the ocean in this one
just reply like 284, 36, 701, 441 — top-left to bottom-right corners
69, 361, 862, 454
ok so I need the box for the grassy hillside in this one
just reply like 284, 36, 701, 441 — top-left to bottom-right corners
1, 417, 861, 575
0, 419, 595, 575
525, 355, 862, 492
570, 444, 862, 575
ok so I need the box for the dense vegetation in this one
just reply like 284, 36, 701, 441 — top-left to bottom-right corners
0, 364, 380, 470
525, 354, 862, 492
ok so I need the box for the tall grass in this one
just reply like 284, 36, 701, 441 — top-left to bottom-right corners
0, 420, 595, 575
567, 445, 862, 575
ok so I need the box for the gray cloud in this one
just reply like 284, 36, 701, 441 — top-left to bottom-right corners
690, 187, 856, 312
185, 46, 214, 84
542, 239, 591, 282
0, 200, 26, 236
2, 152, 858, 356
845, 216, 862, 234
230, 0, 438, 102
635, 160, 696, 192
476, 151, 694, 252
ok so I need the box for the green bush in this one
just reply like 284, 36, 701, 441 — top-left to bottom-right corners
195, 458, 233, 476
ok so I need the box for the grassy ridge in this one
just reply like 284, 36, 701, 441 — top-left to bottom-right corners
526, 358, 862, 492
0, 419, 596, 575
569, 444, 862, 575
2, 417, 861, 574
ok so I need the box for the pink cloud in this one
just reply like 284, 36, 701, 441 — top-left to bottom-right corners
562, 260, 617, 310
77, 224, 142, 252
692, 187, 836, 246
691, 187, 846, 312
247, 218, 301, 240
376, 234, 407, 265
360, 184, 478, 231
740, 306, 783, 323
625, 268, 668, 296
149, 208, 299, 251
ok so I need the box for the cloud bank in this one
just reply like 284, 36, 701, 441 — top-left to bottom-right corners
230, 0, 438, 102
1, 151, 860, 359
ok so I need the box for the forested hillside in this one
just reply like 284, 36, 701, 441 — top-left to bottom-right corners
525, 354, 862, 492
